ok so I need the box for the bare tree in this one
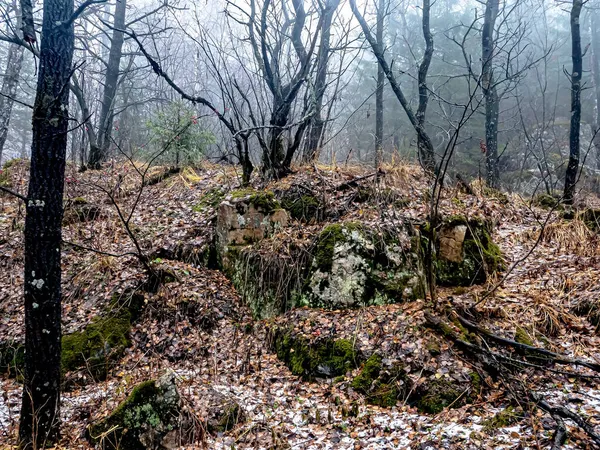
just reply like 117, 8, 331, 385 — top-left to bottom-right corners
564, 0, 584, 204
482, 0, 500, 188
0, 0, 26, 163
18, 0, 76, 446
374, 0, 385, 170
350, 0, 436, 173
87, 0, 127, 169
302, 0, 340, 162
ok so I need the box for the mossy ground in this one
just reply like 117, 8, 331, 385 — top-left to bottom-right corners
231, 188, 281, 213
87, 379, 178, 450
281, 194, 321, 222
272, 328, 359, 380
192, 187, 226, 212
416, 378, 463, 414
482, 405, 521, 431
351, 353, 408, 407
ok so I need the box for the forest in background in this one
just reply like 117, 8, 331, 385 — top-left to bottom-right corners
3, 0, 600, 449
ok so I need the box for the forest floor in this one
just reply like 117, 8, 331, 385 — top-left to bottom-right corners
1, 159, 600, 449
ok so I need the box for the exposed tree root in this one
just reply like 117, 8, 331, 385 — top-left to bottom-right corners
425, 311, 600, 447
456, 314, 600, 372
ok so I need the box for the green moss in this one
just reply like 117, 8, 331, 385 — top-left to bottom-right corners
230, 189, 280, 212
351, 354, 382, 392
61, 312, 131, 380
533, 193, 562, 210
416, 379, 462, 414
87, 378, 180, 450
469, 372, 481, 401
314, 223, 362, 273
351, 354, 408, 408
212, 404, 244, 433
72, 197, 88, 205
482, 406, 520, 431
192, 187, 226, 212
436, 217, 503, 287
272, 329, 359, 380
580, 209, 600, 232
2, 158, 21, 170
515, 326, 533, 346
281, 194, 321, 221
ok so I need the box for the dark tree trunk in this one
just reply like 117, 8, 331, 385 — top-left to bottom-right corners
564, 0, 583, 204
350, 0, 436, 175
590, 12, 600, 170
0, 42, 25, 164
482, 0, 500, 189
88, 0, 126, 169
302, 0, 340, 162
374, 0, 385, 170
18, 0, 74, 446
417, 0, 435, 173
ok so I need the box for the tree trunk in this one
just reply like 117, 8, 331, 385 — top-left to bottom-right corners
0, 42, 25, 164
349, 0, 436, 175
18, 0, 74, 446
564, 0, 583, 204
88, 0, 126, 169
590, 11, 600, 170
302, 0, 339, 163
417, 0, 435, 173
482, 0, 500, 189
374, 0, 385, 170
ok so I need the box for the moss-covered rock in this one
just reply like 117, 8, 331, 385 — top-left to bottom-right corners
532, 193, 562, 210
204, 389, 246, 434
280, 192, 323, 223
305, 222, 425, 309
415, 378, 464, 414
351, 354, 409, 408
62, 312, 131, 380
580, 209, 600, 232
192, 187, 226, 212
87, 371, 193, 450
230, 189, 281, 213
271, 328, 359, 380
434, 216, 503, 287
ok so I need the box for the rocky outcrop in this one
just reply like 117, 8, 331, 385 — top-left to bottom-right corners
215, 189, 288, 272
434, 217, 503, 287
302, 223, 425, 309
87, 371, 195, 450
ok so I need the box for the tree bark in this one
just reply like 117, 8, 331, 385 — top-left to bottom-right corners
18, 0, 74, 446
590, 11, 600, 170
417, 0, 434, 172
88, 0, 127, 169
564, 0, 583, 204
0, 42, 25, 164
349, 0, 436, 174
482, 0, 500, 188
374, 0, 385, 170
302, 0, 340, 162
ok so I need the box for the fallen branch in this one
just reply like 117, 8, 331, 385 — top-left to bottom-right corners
456, 314, 600, 372
533, 393, 600, 446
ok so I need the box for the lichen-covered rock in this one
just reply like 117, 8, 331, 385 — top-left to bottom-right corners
88, 371, 194, 449
434, 216, 503, 287
216, 189, 288, 271
303, 223, 425, 309
271, 327, 359, 380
